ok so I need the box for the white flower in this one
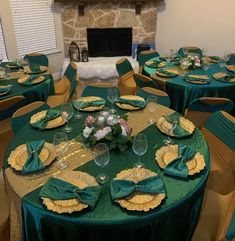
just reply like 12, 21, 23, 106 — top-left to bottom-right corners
83, 126, 93, 138
120, 125, 127, 136
194, 62, 201, 67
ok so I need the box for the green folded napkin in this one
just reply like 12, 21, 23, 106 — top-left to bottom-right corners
39, 177, 101, 208
31, 109, 61, 130
165, 113, 191, 137
209, 56, 220, 61
115, 97, 146, 108
184, 74, 210, 83
30, 65, 41, 72
164, 144, 197, 179
20, 74, 39, 86
73, 99, 106, 109
22, 140, 45, 174
110, 175, 165, 201
213, 72, 235, 82
156, 68, 178, 77
145, 59, 162, 68
0, 85, 12, 93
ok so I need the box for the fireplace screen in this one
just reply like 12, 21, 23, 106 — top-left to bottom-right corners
87, 28, 132, 57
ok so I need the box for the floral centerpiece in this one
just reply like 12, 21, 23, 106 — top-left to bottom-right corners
180, 54, 201, 70
76, 112, 132, 152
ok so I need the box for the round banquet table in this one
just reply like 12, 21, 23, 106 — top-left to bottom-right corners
0, 63, 55, 102
144, 58, 235, 114
4, 104, 210, 241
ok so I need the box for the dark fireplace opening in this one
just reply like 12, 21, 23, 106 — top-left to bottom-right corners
87, 28, 132, 57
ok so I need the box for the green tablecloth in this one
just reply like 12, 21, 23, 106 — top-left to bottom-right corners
4, 107, 210, 241
0, 63, 54, 102
144, 58, 235, 114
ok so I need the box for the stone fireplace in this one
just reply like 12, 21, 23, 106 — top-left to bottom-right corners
58, 1, 158, 56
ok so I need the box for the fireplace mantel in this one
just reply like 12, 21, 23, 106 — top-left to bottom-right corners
55, 0, 163, 15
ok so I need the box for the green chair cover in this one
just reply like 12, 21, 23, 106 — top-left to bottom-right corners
64, 62, 78, 97
116, 58, 133, 77
136, 88, 170, 107
204, 111, 235, 152
178, 47, 203, 57
133, 74, 159, 89
11, 103, 49, 134
81, 86, 119, 102
138, 51, 160, 68
24, 53, 49, 67
188, 98, 234, 113
0, 98, 27, 121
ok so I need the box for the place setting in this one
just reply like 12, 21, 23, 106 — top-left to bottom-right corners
156, 112, 195, 140
213, 71, 235, 83
145, 59, 166, 68
155, 67, 180, 78
0, 84, 13, 96
18, 74, 45, 85
24, 65, 48, 74
114, 95, 146, 110
73, 96, 106, 112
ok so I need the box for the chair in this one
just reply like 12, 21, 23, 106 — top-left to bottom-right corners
178, 46, 203, 57
11, 101, 49, 134
0, 95, 26, 165
23, 52, 49, 67
136, 87, 170, 107
137, 50, 160, 74
81, 83, 119, 102
133, 73, 159, 89
192, 189, 235, 241
151, 73, 168, 91
0, 169, 9, 241
116, 58, 136, 95
201, 111, 235, 195
184, 97, 234, 129
48, 62, 78, 107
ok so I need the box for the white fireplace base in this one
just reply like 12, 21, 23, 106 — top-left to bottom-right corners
62, 56, 139, 83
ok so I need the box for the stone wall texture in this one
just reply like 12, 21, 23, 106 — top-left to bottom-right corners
59, 2, 157, 55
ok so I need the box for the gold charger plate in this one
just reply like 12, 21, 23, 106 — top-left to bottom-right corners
41, 171, 98, 214
76, 96, 105, 112
155, 144, 206, 175
30, 110, 66, 129
114, 168, 166, 212
0, 85, 11, 96
7, 142, 56, 172
18, 75, 45, 85
145, 61, 166, 68
155, 68, 179, 77
213, 72, 235, 83
115, 95, 145, 110
156, 115, 195, 137
184, 75, 210, 85
24, 66, 48, 74
226, 65, 235, 72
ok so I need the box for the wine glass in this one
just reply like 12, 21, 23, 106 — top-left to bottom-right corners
61, 103, 74, 133
163, 120, 178, 145
53, 132, 69, 170
182, 48, 189, 56
72, 94, 83, 120
147, 95, 158, 124
107, 88, 118, 113
201, 57, 210, 71
93, 143, 110, 184
132, 133, 148, 168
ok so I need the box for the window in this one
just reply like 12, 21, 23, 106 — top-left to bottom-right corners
9, 0, 57, 57
0, 18, 7, 59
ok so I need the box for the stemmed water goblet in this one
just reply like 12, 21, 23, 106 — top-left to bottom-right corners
182, 48, 189, 57
147, 95, 158, 124
93, 143, 110, 184
53, 132, 69, 170
61, 103, 74, 133
107, 87, 118, 113
132, 133, 148, 168
163, 120, 178, 145
201, 57, 210, 72
72, 94, 83, 120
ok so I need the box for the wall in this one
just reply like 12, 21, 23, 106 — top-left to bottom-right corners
156, 0, 235, 56
59, 1, 157, 56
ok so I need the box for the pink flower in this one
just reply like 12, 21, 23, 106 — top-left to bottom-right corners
85, 115, 96, 127
94, 126, 112, 140
118, 118, 131, 136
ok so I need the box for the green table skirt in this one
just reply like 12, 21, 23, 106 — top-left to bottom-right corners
6, 111, 210, 241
